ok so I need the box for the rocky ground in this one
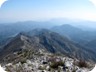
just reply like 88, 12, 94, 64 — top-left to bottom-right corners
1, 49, 94, 72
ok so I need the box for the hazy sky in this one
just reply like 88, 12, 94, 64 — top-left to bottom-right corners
0, 0, 96, 23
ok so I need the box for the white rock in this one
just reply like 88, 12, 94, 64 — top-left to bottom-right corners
65, 61, 72, 67
0, 65, 7, 72
90, 65, 96, 72
26, 60, 32, 64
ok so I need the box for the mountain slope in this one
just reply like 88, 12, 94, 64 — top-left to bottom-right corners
0, 29, 96, 63
85, 39, 96, 51
51, 24, 96, 45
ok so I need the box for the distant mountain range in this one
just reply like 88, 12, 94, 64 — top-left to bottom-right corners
0, 21, 55, 46
51, 24, 96, 45
49, 18, 96, 29
0, 29, 96, 63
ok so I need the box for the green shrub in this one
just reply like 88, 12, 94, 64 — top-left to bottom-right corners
20, 58, 26, 64
77, 60, 88, 68
50, 61, 64, 69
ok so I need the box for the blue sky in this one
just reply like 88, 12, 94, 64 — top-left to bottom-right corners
0, 0, 96, 23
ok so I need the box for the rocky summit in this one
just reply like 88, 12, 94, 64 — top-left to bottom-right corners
1, 49, 94, 72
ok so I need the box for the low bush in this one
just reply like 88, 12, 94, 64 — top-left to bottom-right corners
77, 60, 88, 68
50, 61, 64, 69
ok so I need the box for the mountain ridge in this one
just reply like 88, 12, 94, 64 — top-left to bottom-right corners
0, 29, 96, 63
